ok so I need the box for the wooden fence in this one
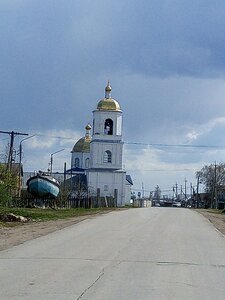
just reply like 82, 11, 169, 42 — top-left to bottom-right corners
11, 195, 117, 209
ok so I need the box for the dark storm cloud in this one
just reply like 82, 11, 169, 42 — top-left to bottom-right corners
1, 0, 225, 160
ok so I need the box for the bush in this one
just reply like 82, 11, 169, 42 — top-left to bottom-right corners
0, 183, 11, 206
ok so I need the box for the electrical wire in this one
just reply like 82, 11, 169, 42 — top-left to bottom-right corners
126, 168, 198, 172
32, 133, 74, 140
28, 133, 225, 150
124, 141, 225, 149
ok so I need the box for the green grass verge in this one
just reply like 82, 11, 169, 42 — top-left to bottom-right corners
0, 207, 114, 225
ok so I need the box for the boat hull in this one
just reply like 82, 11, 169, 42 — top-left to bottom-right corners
27, 175, 60, 198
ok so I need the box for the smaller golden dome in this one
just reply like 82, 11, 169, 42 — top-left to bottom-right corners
72, 137, 90, 153
72, 124, 92, 153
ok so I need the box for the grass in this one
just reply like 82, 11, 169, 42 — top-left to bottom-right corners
0, 206, 114, 226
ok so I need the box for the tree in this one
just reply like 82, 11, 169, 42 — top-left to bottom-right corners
153, 185, 161, 201
0, 164, 17, 206
196, 162, 225, 208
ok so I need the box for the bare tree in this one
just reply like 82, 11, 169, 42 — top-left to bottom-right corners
196, 162, 225, 208
153, 185, 161, 201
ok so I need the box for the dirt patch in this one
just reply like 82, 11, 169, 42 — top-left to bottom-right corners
196, 209, 225, 236
0, 214, 103, 251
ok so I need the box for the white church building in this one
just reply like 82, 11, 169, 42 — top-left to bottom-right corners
71, 82, 133, 206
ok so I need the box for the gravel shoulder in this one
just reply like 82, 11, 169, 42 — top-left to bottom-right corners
196, 209, 225, 236
0, 208, 225, 252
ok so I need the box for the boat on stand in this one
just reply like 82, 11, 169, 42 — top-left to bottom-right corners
27, 171, 60, 198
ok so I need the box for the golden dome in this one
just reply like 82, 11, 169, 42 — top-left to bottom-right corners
96, 82, 121, 111
72, 124, 92, 153
72, 137, 91, 153
97, 98, 121, 111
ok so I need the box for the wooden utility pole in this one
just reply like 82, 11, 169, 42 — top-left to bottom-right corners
184, 178, 187, 202
190, 182, 193, 198
214, 161, 217, 209
175, 182, 178, 200
0, 130, 28, 171
196, 174, 200, 208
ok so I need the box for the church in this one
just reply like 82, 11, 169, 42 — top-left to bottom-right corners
70, 82, 133, 206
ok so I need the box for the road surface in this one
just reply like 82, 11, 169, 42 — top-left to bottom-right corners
0, 207, 225, 299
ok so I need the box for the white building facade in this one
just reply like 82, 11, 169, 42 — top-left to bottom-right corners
71, 82, 132, 206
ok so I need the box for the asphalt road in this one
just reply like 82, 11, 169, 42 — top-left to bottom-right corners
0, 207, 225, 300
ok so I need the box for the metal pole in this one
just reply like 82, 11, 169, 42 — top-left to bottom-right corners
184, 178, 187, 203
50, 148, 65, 174
214, 161, 217, 209
18, 135, 35, 198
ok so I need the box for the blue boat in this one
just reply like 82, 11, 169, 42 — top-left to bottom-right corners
27, 171, 60, 198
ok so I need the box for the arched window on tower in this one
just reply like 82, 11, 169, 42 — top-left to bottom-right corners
103, 150, 112, 163
104, 119, 113, 135
75, 158, 80, 168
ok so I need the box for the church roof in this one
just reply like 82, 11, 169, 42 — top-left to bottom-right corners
72, 137, 91, 153
71, 124, 92, 153
96, 82, 121, 112
97, 98, 121, 111
126, 175, 133, 185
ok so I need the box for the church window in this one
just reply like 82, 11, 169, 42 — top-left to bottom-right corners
85, 158, 90, 168
104, 119, 113, 135
103, 150, 112, 163
75, 158, 80, 168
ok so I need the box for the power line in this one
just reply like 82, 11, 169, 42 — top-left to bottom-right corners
124, 141, 225, 149
126, 168, 198, 172
2, 131, 223, 150
2, 129, 225, 150
33, 133, 74, 140
132, 188, 174, 193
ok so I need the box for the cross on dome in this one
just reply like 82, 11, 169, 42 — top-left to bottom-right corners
105, 81, 112, 99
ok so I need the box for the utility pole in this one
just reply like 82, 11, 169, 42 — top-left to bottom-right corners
142, 182, 144, 198
184, 178, 187, 203
0, 130, 28, 171
175, 182, 178, 200
180, 185, 183, 201
214, 161, 217, 209
50, 148, 65, 174
196, 174, 200, 208
18, 135, 35, 198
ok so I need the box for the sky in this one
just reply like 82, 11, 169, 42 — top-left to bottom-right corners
1, 0, 225, 196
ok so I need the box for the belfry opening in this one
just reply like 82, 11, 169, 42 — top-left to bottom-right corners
104, 118, 113, 135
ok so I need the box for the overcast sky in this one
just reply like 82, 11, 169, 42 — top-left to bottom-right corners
1, 0, 225, 196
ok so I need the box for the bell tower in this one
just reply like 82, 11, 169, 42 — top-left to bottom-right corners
87, 82, 126, 206
90, 82, 123, 170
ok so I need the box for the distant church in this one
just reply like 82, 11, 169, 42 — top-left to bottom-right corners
70, 82, 133, 206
